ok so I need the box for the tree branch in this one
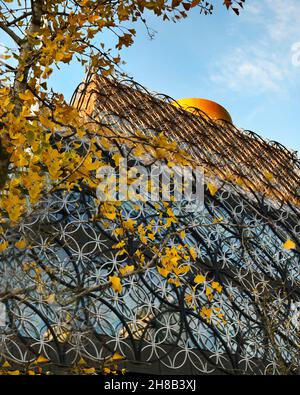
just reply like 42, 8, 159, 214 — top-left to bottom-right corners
0, 59, 16, 72
0, 21, 23, 45
6, 11, 32, 27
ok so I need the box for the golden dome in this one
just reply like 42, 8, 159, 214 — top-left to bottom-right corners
172, 98, 232, 123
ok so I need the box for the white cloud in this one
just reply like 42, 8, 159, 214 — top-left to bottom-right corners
210, 0, 300, 95
291, 42, 300, 67
264, 0, 300, 41
244, 2, 262, 15
210, 49, 287, 93
243, 0, 300, 41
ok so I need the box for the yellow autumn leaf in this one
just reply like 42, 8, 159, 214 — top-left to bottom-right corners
212, 281, 223, 293
207, 182, 218, 196
109, 276, 122, 293
213, 217, 224, 224
55, 50, 66, 62
179, 230, 185, 239
112, 352, 125, 361
133, 145, 144, 157
44, 294, 56, 304
185, 294, 193, 304
135, 249, 145, 264
173, 265, 190, 276
33, 355, 49, 364
9, 207, 23, 222
155, 148, 167, 160
194, 274, 206, 284
166, 207, 175, 217
113, 227, 124, 236
18, 89, 34, 101
147, 232, 155, 241
189, 246, 197, 260
83, 367, 96, 374
83, 156, 100, 171
264, 171, 274, 181
78, 357, 87, 366
7, 370, 20, 375
201, 306, 212, 320
119, 265, 134, 276
0, 241, 9, 252
112, 240, 126, 249
112, 152, 124, 165
39, 115, 56, 129
15, 239, 27, 249
2, 361, 11, 368
157, 266, 169, 278
206, 286, 213, 301
283, 239, 296, 250
167, 277, 181, 287
16, 74, 24, 82
122, 218, 137, 231
102, 209, 116, 220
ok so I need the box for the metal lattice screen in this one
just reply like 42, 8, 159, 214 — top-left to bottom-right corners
0, 75, 299, 375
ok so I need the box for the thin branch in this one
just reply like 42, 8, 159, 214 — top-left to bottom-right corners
0, 21, 23, 45
0, 59, 16, 71
6, 11, 32, 27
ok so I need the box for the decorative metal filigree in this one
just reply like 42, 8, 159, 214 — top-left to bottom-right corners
0, 75, 299, 375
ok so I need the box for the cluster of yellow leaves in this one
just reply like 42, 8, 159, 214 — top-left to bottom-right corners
109, 265, 135, 294
137, 223, 148, 244
2, 0, 213, 99
0, 0, 247, 376
194, 274, 222, 300
119, 264, 134, 276
0, 84, 93, 220
72, 352, 125, 375
0, 351, 126, 375
100, 202, 120, 221
185, 275, 224, 323
0, 361, 20, 376
42, 148, 65, 180
0, 194, 26, 223
157, 244, 191, 287
0, 352, 125, 375
149, 133, 192, 166
0, 74, 197, 228
212, 281, 223, 293
102, 352, 126, 375
200, 306, 225, 323
0, 355, 50, 376
122, 218, 137, 231
22, 169, 45, 204
165, 207, 179, 228
0, 0, 244, 222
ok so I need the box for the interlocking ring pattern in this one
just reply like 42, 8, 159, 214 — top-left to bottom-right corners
0, 76, 299, 375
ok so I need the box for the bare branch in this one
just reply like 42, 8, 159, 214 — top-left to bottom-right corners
6, 11, 32, 27
0, 59, 16, 72
0, 21, 23, 45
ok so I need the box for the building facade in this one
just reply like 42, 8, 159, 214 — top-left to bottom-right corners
0, 75, 299, 375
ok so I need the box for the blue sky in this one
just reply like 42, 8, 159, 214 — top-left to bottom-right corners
2, 0, 300, 152
121, 0, 300, 155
